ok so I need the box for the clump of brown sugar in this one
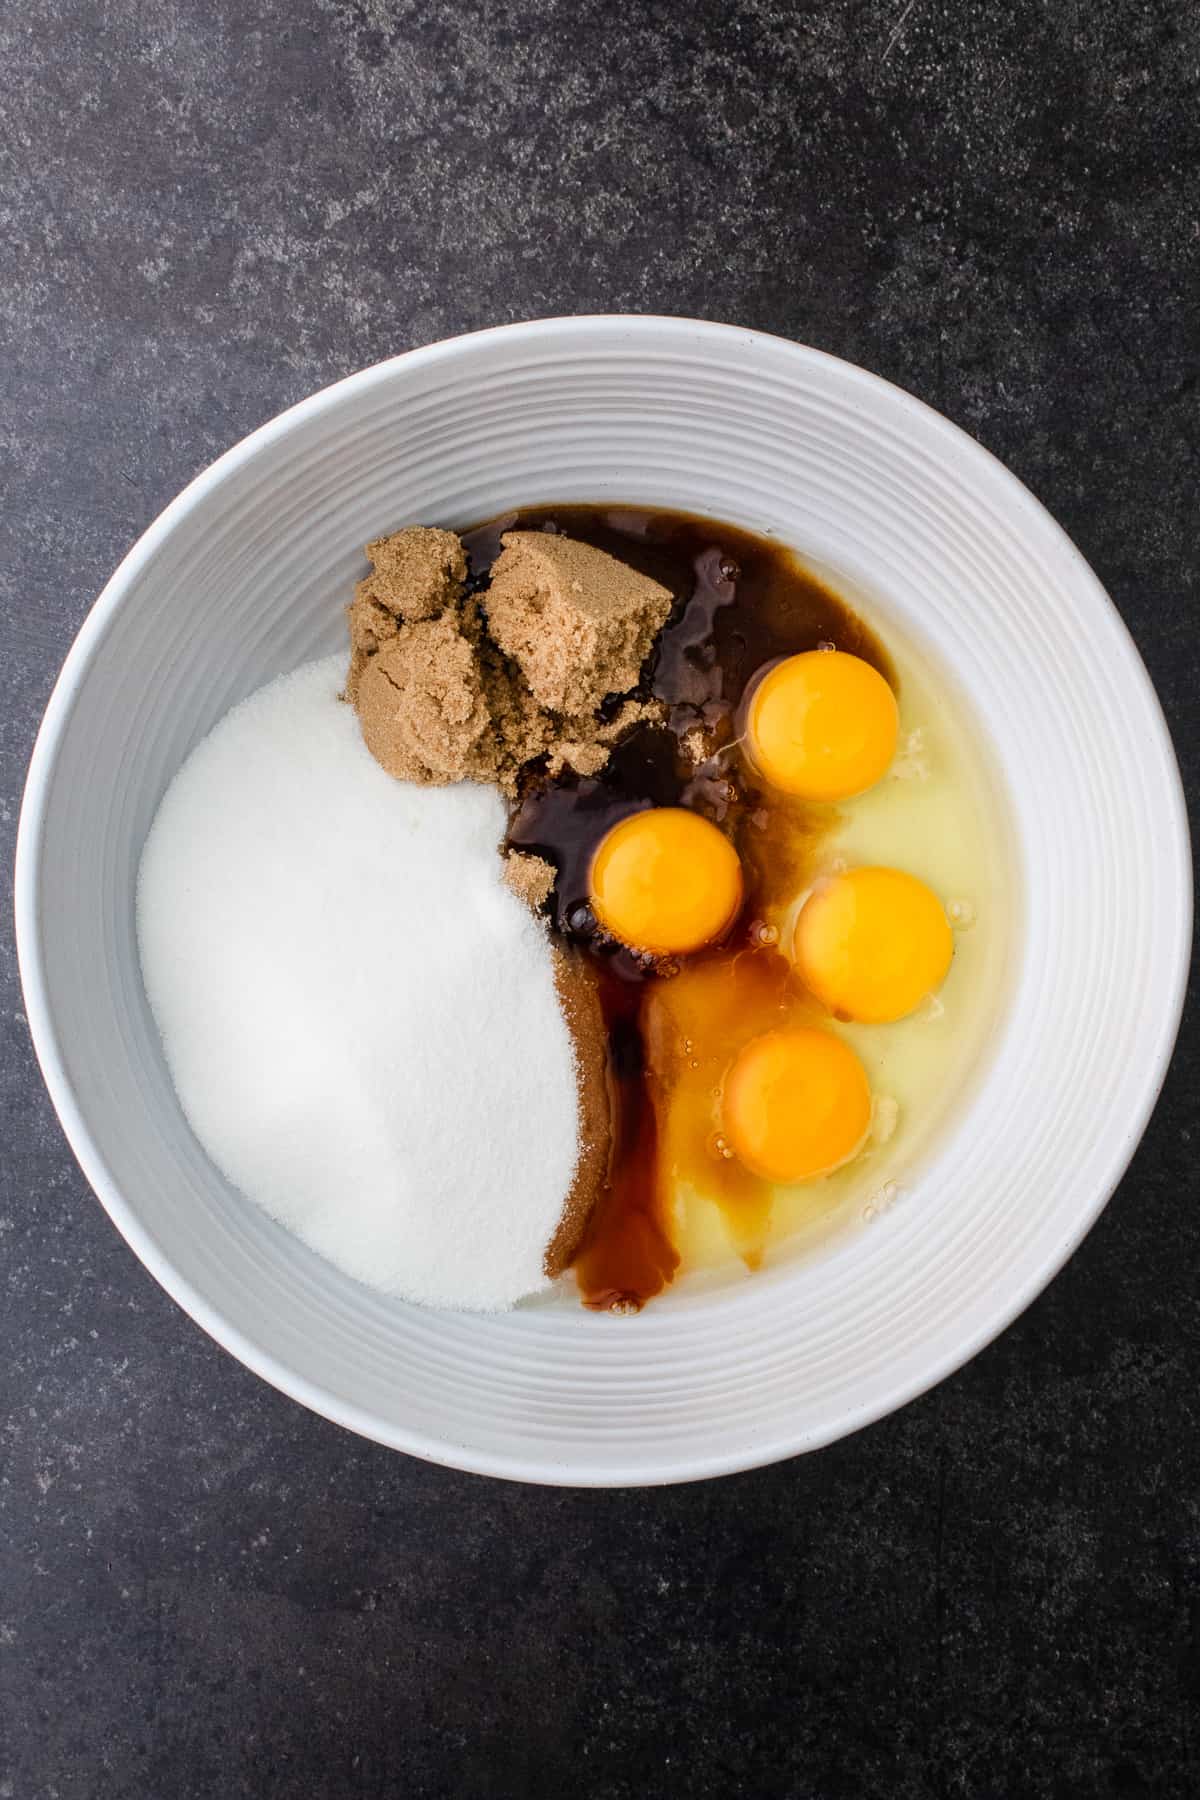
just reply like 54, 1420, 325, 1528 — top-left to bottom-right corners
485, 531, 673, 714
502, 850, 557, 912
346, 526, 468, 705
346, 524, 671, 799
356, 611, 492, 785
544, 697, 663, 780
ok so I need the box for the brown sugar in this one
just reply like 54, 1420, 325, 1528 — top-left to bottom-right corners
470, 625, 560, 792
544, 947, 613, 1278
355, 612, 492, 785
544, 697, 664, 779
346, 526, 468, 704
357, 525, 467, 623
347, 525, 667, 800
483, 531, 673, 714
501, 850, 557, 911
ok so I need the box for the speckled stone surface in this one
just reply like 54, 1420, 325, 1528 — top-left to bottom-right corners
2, 2, 1197, 1795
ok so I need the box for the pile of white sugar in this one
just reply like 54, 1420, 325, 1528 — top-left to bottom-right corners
137, 654, 579, 1312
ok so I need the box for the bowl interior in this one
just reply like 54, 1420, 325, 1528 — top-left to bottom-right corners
17, 319, 1190, 1484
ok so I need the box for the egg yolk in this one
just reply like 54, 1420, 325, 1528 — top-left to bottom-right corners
722, 1027, 871, 1184
793, 865, 953, 1023
746, 650, 899, 800
589, 808, 744, 956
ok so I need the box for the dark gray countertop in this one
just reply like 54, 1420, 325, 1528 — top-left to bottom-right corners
2, 2, 1197, 1795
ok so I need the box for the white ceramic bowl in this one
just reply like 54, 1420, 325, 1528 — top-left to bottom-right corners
16, 317, 1191, 1485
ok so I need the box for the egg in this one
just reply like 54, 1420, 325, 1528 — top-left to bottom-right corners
589, 807, 744, 956
746, 650, 899, 800
640, 950, 852, 1267
664, 622, 1011, 1285
722, 1027, 872, 1183
793, 866, 953, 1023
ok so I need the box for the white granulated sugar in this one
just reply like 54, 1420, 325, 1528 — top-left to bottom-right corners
137, 654, 579, 1312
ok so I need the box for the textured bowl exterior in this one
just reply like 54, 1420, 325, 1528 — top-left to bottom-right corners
15, 318, 1191, 1485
